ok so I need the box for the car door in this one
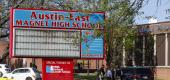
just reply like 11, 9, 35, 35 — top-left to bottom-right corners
11, 69, 27, 80
23, 69, 33, 79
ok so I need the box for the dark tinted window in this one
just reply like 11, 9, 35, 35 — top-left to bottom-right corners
135, 68, 152, 74
21, 69, 30, 73
13, 69, 30, 74
12, 69, 20, 74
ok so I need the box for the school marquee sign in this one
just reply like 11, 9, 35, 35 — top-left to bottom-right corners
10, 8, 105, 59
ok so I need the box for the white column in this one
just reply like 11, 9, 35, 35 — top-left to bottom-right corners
23, 58, 27, 67
165, 33, 168, 66
154, 35, 156, 56
154, 34, 157, 66
132, 40, 136, 67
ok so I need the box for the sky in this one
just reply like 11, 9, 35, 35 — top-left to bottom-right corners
135, 0, 170, 24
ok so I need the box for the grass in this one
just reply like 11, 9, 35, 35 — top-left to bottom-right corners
0, 78, 14, 80
74, 73, 97, 80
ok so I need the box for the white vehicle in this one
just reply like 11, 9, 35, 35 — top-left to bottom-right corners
0, 64, 11, 77
3, 68, 41, 80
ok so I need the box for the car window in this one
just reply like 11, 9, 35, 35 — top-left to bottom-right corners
21, 69, 30, 73
12, 69, 20, 74
23, 69, 30, 73
0, 66, 2, 68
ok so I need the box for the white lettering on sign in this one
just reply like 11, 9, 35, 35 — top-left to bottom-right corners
46, 61, 71, 65
50, 65, 71, 73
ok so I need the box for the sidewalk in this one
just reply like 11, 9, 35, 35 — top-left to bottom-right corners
75, 73, 97, 76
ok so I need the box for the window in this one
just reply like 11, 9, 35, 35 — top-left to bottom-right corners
23, 69, 30, 73
12, 69, 21, 74
20, 69, 30, 73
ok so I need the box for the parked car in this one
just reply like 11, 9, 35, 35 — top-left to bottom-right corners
3, 68, 41, 80
0, 64, 11, 77
120, 67, 154, 80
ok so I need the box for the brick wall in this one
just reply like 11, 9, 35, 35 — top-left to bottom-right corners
155, 67, 170, 80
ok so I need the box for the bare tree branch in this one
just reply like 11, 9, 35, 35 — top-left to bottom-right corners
0, 0, 25, 27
